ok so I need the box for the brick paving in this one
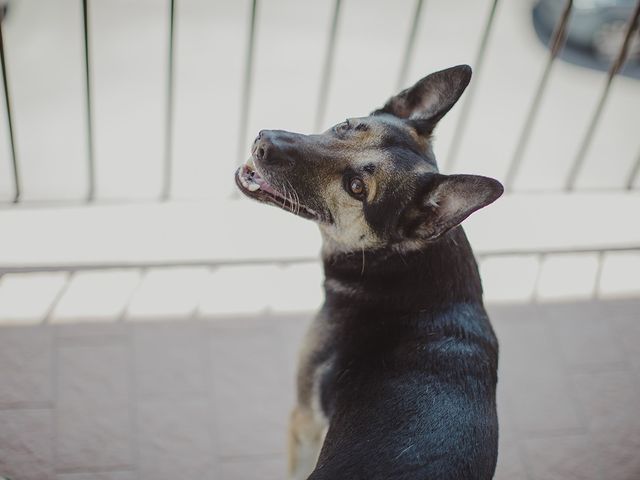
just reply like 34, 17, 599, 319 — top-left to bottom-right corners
1, 298, 639, 480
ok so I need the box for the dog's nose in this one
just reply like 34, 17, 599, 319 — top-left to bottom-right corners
253, 130, 288, 167
253, 134, 269, 163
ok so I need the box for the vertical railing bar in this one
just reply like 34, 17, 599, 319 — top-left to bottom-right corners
626, 148, 640, 190
0, 14, 20, 203
82, 0, 96, 202
566, 0, 640, 191
504, 0, 573, 191
161, 0, 176, 201
236, 0, 258, 166
314, 0, 342, 132
42, 271, 73, 325
531, 253, 545, 303
445, 0, 499, 172
396, 0, 425, 91
593, 250, 605, 299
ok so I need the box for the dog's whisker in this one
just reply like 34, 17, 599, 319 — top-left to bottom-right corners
283, 180, 293, 214
287, 179, 301, 216
281, 183, 289, 210
289, 182, 297, 215
394, 444, 415, 461
286, 186, 294, 214
288, 180, 301, 216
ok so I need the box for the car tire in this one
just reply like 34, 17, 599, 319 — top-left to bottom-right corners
593, 20, 640, 64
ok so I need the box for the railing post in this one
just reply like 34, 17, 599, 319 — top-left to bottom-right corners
0, 10, 20, 203
314, 0, 342, 132
161, 0, 177, 201
504, 0, 573, 191
446, 0, 499, 173
627, 149, 640, 190
82, 0, 96, 202
236, 0, 259, 167
396, 0, 424, 91
566, 0, 640, 191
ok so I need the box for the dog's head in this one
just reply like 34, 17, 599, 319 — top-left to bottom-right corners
235, 65, 503, 252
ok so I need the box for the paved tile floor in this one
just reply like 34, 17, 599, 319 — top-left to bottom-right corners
1, 298, 639, 480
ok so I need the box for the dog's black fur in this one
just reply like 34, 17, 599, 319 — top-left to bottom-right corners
236, 65, 502, 479
311, 229, 498, 479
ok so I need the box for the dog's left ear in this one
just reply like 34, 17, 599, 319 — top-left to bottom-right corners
404, 173, 503, 241
374, 65, 472, 136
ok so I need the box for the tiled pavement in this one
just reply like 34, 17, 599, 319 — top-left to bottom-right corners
1, 299, 640, 480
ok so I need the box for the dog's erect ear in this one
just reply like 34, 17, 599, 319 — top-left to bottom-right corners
374, 65, 472, 136
404, 173, 503, 241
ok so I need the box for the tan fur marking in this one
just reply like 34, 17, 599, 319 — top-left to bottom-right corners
365, 176, 378, 203
413, 161, 438, 175
318, 179, 381, 253
408, 127, 430, 151
288, 406, 326, 480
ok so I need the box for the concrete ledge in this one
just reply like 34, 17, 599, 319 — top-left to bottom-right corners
0, 193, 639, 270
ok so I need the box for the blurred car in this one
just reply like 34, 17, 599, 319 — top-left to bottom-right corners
534, 0, 640, 62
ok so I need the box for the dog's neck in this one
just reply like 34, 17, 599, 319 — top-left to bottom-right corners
321, 226, 483, 312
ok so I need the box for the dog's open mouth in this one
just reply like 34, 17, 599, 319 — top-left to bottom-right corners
235, 158, 319, 220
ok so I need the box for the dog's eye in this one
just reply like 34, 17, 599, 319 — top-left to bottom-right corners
348, 177, 365, 197
334, 120, 350, 135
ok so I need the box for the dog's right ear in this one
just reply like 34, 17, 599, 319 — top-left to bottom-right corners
402, 173, 503, 241
373, 65, 472, 136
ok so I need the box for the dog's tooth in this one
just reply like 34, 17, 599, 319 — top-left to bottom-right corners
248, 183, 260, 192
240, 175, 251, 190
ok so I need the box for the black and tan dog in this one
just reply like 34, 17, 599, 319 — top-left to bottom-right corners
235, 65, 502, 480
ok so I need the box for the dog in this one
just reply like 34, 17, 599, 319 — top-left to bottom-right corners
235, 65, 503, 480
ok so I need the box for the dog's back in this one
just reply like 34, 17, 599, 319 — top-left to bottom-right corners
304, 228, 498, 480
